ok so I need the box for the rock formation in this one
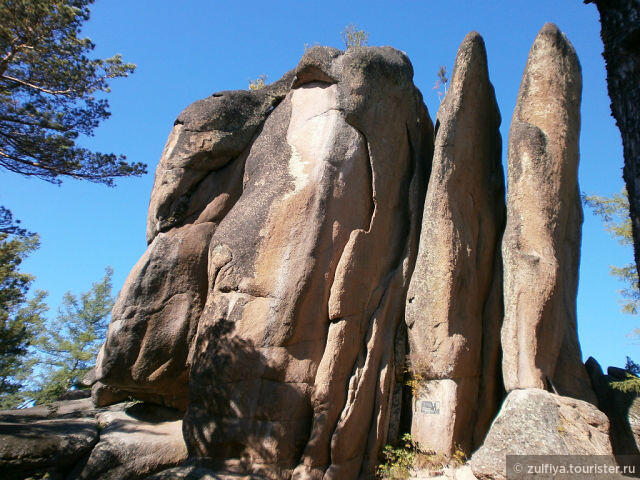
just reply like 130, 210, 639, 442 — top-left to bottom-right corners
0, 399, 187, 480
185, 46, 432, 480
405, 32, 505, 456
2, 23, 618, 480
500, 23, 596, 403
469, 389, 612, 480
95, 76, 293, 411
97, 45, 433, 479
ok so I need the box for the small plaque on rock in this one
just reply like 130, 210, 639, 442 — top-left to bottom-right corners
420, 400, 440, 414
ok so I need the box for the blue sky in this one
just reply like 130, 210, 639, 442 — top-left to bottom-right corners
1, 0, 636, 371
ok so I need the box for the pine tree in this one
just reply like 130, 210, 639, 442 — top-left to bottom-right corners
584, 189, 640, 314
0, 0, 146, 185
29, 267, 114, 405
0, 231, 47, 408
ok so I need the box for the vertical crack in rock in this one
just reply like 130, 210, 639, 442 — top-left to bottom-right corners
501, 23, 596, 404
405, 31, 505, 456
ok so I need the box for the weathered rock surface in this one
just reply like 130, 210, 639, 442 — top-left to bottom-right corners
0, 399, 187, 480
96, 74, 293, 411
72, 403, 187, 480
501, 23, 596, 403
96, 45, 432, 479
183, 46, 432, 480
0, 417, 98, 479
148, 464, 267, 480
146, 74, 294, 244
469, 389, 612, 480
96, 222, 217, 410
405, 32, 504, 456
91, 380, 129, 407
411, 465, 477, 480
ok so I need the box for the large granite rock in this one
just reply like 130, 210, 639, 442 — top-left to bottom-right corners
86, 26, 606, 480
0, 417, 98, 479
95, 73, 293, 411
405, 32, 505, 456
96, 75, 293, 411
501, 23, 595, 403
184, 46, 432, 480
72, 403, 187, 480
469, 389, 612, 480
0, 399, 187, 480
97, 45, 432, 480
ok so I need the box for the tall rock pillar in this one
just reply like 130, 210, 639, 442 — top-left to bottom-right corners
501, 23, 596, 403
405, 32, 505, 455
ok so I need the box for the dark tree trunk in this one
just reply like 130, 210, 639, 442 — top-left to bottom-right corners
587, 0, 640, 279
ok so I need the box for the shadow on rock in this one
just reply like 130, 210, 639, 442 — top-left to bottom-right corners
183, 318, 307, 478
586, 357, 640, 476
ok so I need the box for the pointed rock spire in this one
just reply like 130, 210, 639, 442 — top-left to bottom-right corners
405, 31, 505, 455
501, 23, 596, 403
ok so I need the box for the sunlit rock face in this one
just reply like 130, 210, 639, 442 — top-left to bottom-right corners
470, 388, 612, 480
405, 31, 505, 457
501, 23, 596, 404
94, 24, 604, 480
98, 45, 433, 479
95, 76, 293, 411
184, 47, 433, 480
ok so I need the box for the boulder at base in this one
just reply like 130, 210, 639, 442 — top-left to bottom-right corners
71, 402, 187, 480
0, 399, 187, 480
469, 389, 612, 480
0, 417, 97, 479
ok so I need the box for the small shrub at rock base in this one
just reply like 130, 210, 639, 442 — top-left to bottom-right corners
377, 433, 417, 479
377, 435, 467, 479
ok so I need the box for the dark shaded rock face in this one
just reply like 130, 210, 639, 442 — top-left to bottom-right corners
405, 31, 505, 456
585, 357, 640, 460
500, 23, 596, 404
